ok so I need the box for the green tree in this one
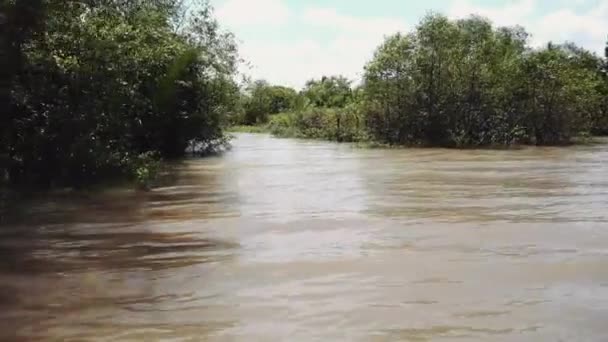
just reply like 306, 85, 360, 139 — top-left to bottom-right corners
362, 13, 603, 146
2, 0, 239, 187
301, 76, 353, 108
597, 37, 608, 135
516, 47, 601, 144
241, 80, 297, 124
554, 41, 608, 135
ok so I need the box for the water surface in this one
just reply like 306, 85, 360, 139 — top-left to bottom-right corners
2, 133, 608, 341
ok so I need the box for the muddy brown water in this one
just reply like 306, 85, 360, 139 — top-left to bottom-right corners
1, 133, 608, 341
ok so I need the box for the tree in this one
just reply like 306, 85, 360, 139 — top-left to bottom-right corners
1, 0, 45, 183
241, 80, 297, 124
363, 33, 420, 144
362, 13, 603, 146
301, 76, 353, 108
517, 48, 601, 144
554, 40, 608, 135
2, 0, 240, 187
596, 37, 608, 134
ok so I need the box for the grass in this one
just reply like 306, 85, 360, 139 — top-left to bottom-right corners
227, 125, 270, 133
228, 122, 608, 151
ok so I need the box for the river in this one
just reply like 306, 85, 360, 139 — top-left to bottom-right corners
2, 133, 608, 341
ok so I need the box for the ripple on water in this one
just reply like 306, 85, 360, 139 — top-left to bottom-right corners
2, 133, 608, 341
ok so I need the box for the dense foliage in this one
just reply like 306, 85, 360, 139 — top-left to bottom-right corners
594, 39, 608, 135
268, 105, 364, 142
363, 15, 605, 146
2, 4, 608, 189
301, 76, 354, 108
244, 16, 608, 147
238, 80, 298, 125
1, 0, 239, 187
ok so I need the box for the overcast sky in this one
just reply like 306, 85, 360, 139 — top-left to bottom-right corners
210, 0, 608, 89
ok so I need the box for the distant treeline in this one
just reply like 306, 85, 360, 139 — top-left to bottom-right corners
234, 15, 608, 147
2, 4, 607, 189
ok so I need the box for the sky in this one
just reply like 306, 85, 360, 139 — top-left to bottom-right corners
210, 0, 608, 89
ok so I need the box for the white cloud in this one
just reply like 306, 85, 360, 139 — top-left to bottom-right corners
534, 9, 606, 50
302, 7, 406, 37
237, 7, 407, 88
448, 0, 607, 54
226, 0, 607, 88
297, 7, 407, 87
448, 0, 536, 27
215, 0, 290, 28
239, 39, 325, 88
239, 34, 381, 89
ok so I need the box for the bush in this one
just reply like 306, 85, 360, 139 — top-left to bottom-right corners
363, 14, 604, 147
268, 108, 365, 142
128, 152, 162, 190
2, 0, 239, 188
240, 81, 298, 125
268, 113, 296, 137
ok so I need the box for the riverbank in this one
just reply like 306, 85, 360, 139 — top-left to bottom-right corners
230, 122, 608, 150
228, 125, 272, 134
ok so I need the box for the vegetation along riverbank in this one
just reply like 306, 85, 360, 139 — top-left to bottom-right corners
234, 17, 608, 147
2, 1, 607, 191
